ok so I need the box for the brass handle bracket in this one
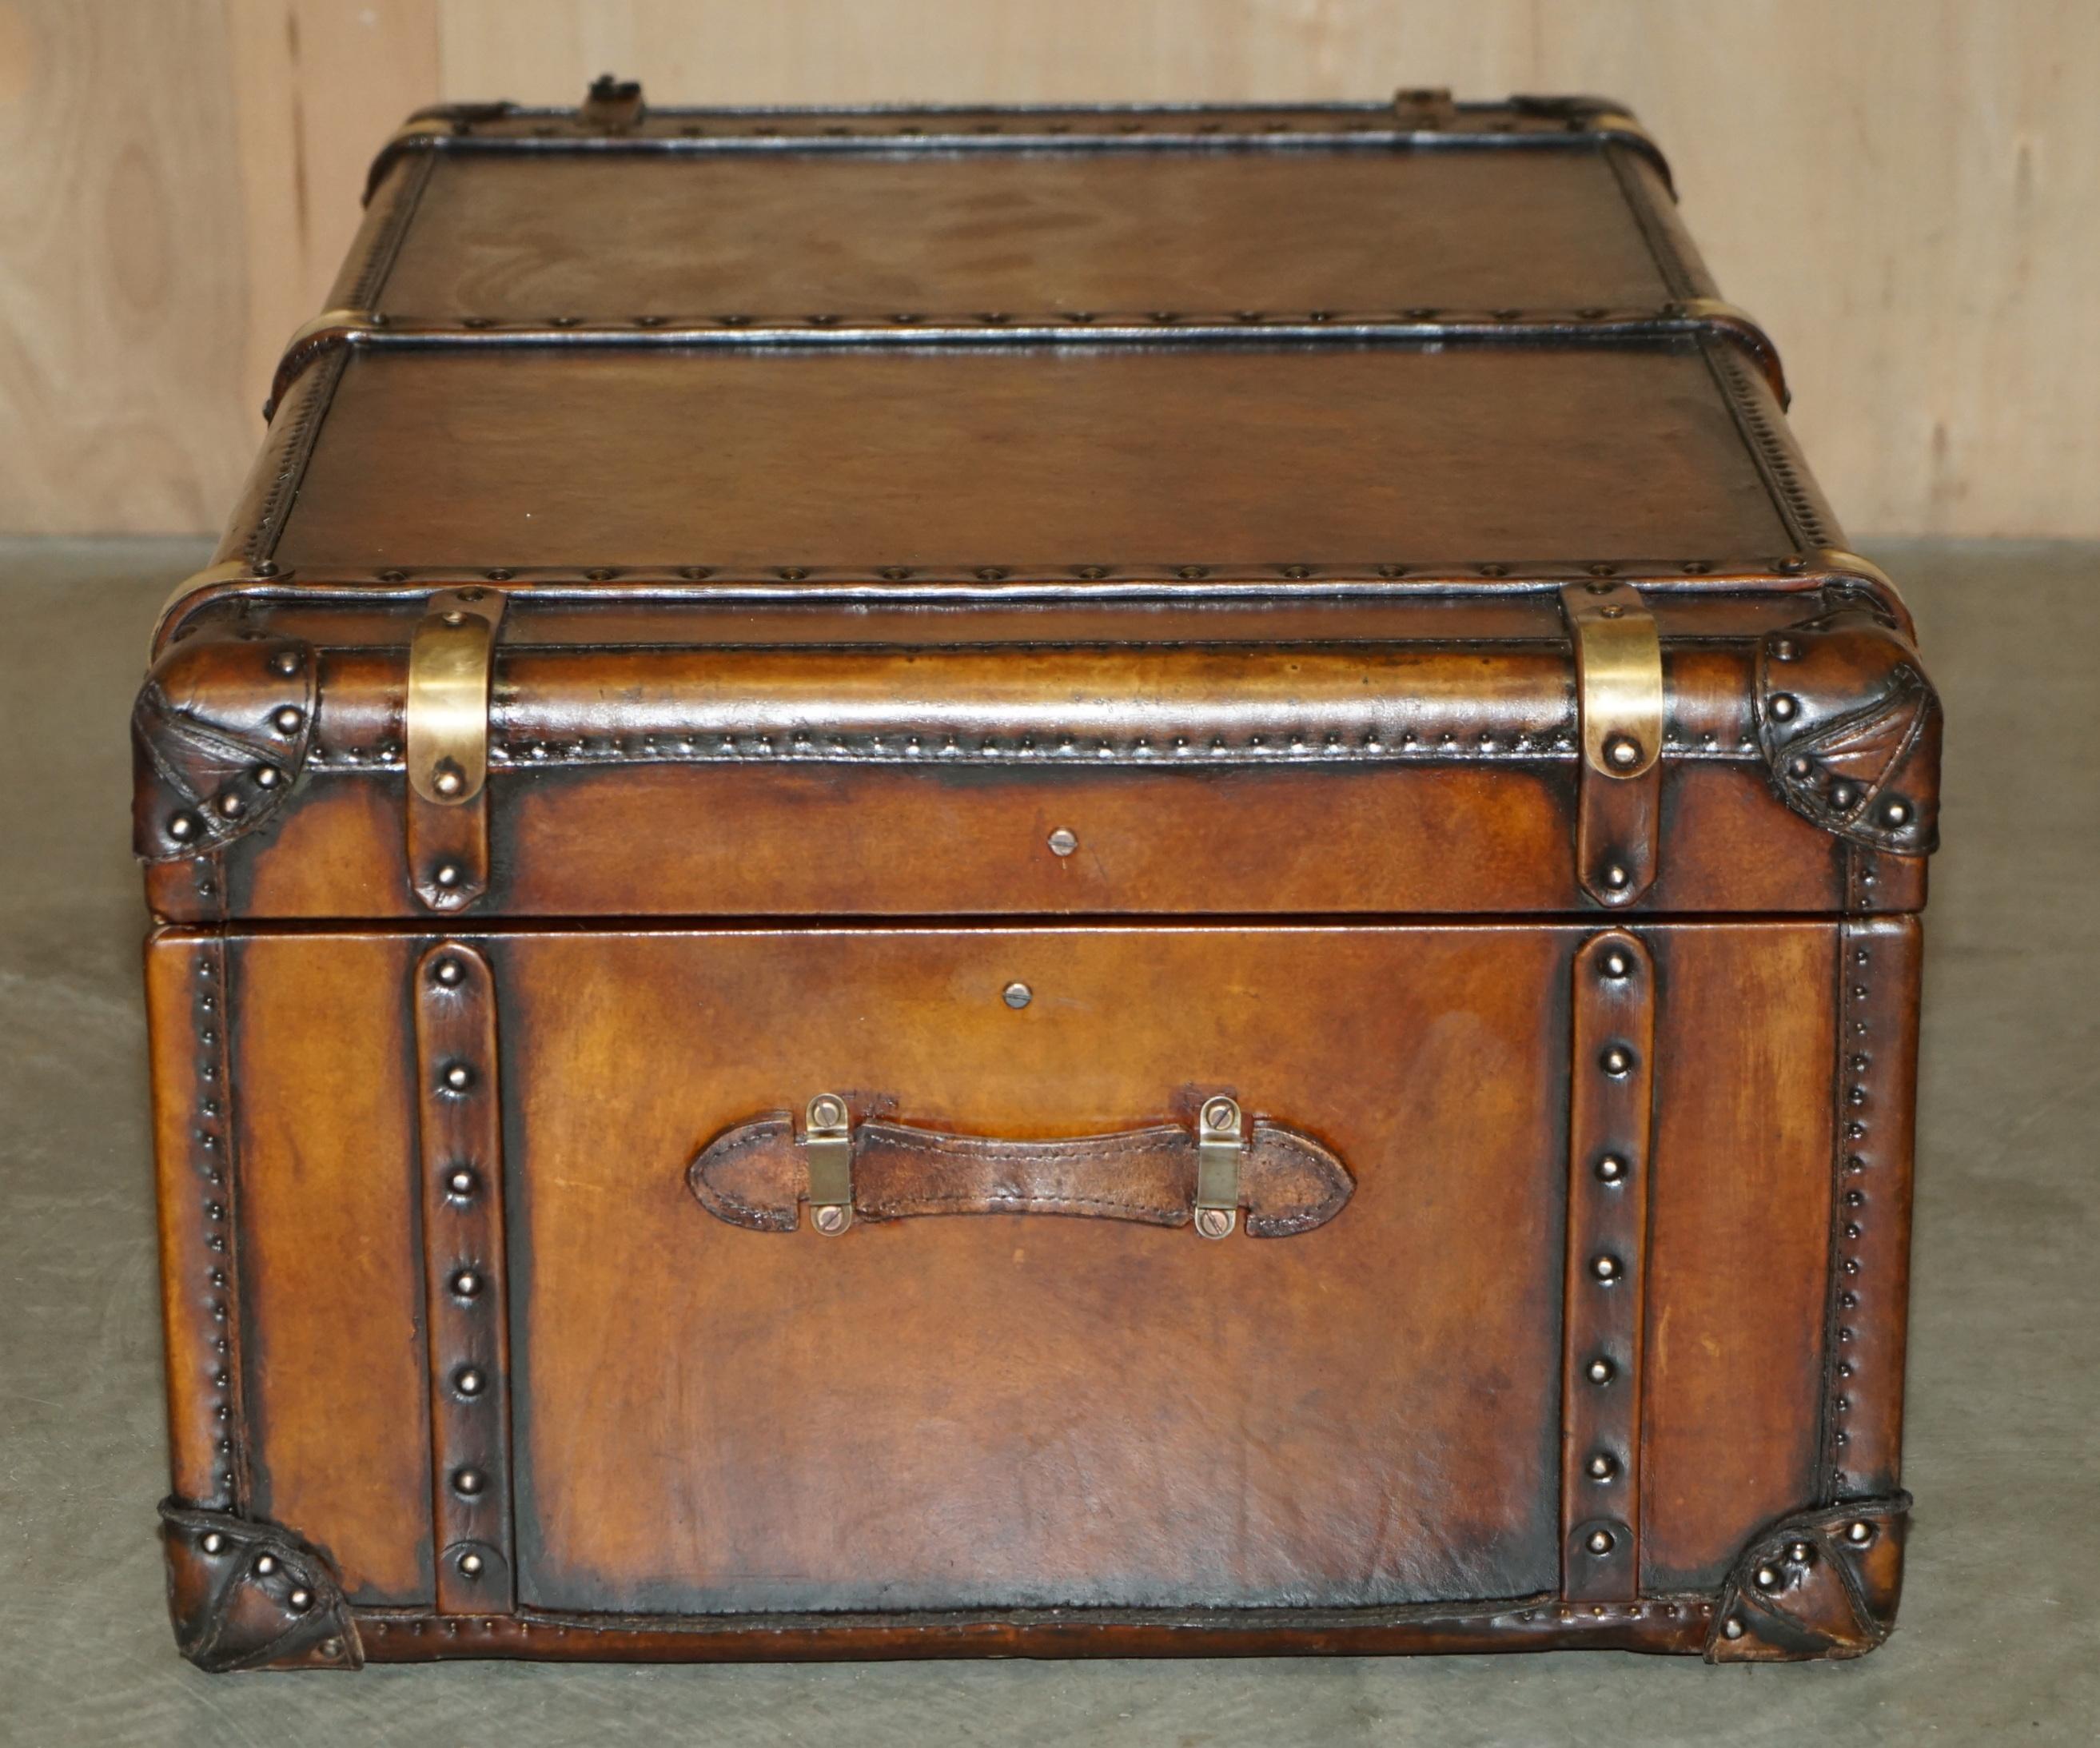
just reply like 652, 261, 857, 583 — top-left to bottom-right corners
804, 1094, 854, 1235
1561, 580, 1664, 906
1194, 1096, 1244, 1240
406, 587, 508, 910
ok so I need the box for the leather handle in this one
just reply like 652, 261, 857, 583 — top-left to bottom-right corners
686, 1103, 1352, 1239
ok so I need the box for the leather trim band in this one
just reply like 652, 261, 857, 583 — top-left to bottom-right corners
687, 1109, 1353, 1238
414, 943, 516, 1615
1561, 930, 1656, 1603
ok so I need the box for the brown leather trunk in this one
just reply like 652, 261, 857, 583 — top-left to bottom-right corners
137, 83, 1937, 1670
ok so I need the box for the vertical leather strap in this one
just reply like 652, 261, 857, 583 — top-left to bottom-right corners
1561, 930, 1656, 1603
414, 942, 516, 1615
1560, 581, 1664, 906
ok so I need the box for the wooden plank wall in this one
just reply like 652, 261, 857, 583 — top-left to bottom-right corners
3, 0, 2094, 537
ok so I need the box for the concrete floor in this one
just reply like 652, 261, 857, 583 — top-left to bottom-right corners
1, 536, 2094, 1746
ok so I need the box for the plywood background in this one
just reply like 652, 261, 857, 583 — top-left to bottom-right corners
3, 0, 2094, 537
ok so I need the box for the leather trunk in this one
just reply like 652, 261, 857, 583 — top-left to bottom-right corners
137, 83, 1938, 1669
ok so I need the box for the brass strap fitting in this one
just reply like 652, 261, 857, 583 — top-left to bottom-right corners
1560, 581, 1664, 906
405, 587, 507, 910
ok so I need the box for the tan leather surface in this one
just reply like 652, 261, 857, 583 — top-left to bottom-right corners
272, 344, 1791, 573
688, 1113, 1352, 1236
377, 148, 1671, 321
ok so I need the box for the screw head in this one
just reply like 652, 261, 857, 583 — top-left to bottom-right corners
450, 1268, 481, 1298
272, 706, 304, 735
1587, 1357, 1616, 1384
1591, 1253, 1621, 1282
1595, 1154, 1628, 1183
1585, 1528, 1616, 1556
808, 1096, 846, 1128
452, 1467, 485, 1496
1846, 1519, 1875, 1546
1604, 735, 1641, 770
1767, 692, 1799, 723
1203, 1098, 1239, 1132
1194, 1207, 1236, 1240
812, 1204, 850, 1236
1047, 827, 1078, 857
1002, 981, 1033, 1009
455, 1366, 485, 1396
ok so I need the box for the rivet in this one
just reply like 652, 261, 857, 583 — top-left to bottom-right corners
1600, 948, 1632, 980
1047, 827, 1078, 857
1787, 755, 1815, 778
1788, 1540, 1814, 1563
459, 1551, 484, 1576
1600, 1045, 1635, 1077
452, 1467, 485, 1496
447, 1166, 479, 1197
216, 792, 245, 819
1601, 862, 1631, 890
1604, 735, 1641, 769
1585, 1528, 1616, 1555
167, 812, 199, 842
450, 1268, 482, 1298
1587, 1357, 1615, 1384
456, 1365, 486, 1396
1881, 798, 1911, 826
432, 760, 466, 798
1586, 1452, 1618, 1480
1002, 982, 1033, 1009
1767, 692, 1799, 723
1591, 1253, 1621, 1282
1722, 1617, 1745, 1640
1282, 564, 1312, 579
287, 1587, 313, 1613
201, 1531, 225, 1555
1829, 781, 1859, 810
321, 1637, 344, 1658
1595, 1154, 1628, 1183
1771, 637, 1798, 662
442, 1061, 473, 1092
253, 559, 280, 578
253, 764, 281, 789
1754, 1564, 1780, 1590
273, 705, 304, 734
270, 650, 301, 676
432, 956, 464, 986
433, 862, 464, 890
254, 1554, 278, 1576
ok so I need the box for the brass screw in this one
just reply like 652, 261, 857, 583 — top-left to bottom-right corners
809, 1097, 845, 1129
813, 1204, 849, 1236
1002, 982, 1033, 1009
1194, 1208, 1235, 1240
1047, 828, 1078, 857
1203, 1098, 1239, 1132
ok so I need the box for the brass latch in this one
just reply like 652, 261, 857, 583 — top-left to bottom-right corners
1560, 582, 1664, 906
405, 587, 506, 910
1194, 1095, 1244, 1240
805, 1094, 854, 1235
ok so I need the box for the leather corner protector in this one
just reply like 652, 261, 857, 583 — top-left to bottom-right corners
1758, 605, 1940, 854
160, 1501, 363, 1672
1706, 1493, 1911, 1662
133, 635, 317, 864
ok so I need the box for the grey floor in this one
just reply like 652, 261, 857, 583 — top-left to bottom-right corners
2, 536, 2094, 1746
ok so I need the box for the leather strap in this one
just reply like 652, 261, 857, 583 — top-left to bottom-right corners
687, 1113, 1351, 1238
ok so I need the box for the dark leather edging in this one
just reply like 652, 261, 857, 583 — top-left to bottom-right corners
688, 1113, 1353, 1237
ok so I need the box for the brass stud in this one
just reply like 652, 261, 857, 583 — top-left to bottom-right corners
1591, 1253, 1621, 1282
1767, 692, 1799, 723
1722, 1617, 1745, 1640
1604, 735, 1641, 769
1587, 1357, 1615, 1384
1586, 1452, 1617, 1480
1845, 1519, 1875, 1546
1002, 982, 1033, 1009
442, 1062, 472, 1092
1881, 798, 1912, 827
1787, 755, 1815, 778
1600, 949, 1632, 980
455, 1366, 485, 1396
450, 1268, 482, 1298
1771, 637, 1798, 662
1585, 1528, 1616, 1555
201, 1531, 225, 1555
452, 1467, 485, 1496
1788, 1540, 1814, 1563
271, 650, 301, 676
432, 956, 464, 987
255, 1554, 278, 1576
446, 1166, 478, 1197
1047, 828, 1078, 857
459, 1551, 484, 1576
432, 760, 466, 798
1754, 1564, 1780, 1590
215, 792, 245, 819
272, 705, 304, 735
287, 1587, 313, 1613
1595, 1154, 1628, 1183
167, 812, 199, 842
433, 862, 464, 890
253, 764, 281, 789
1829, 781, 1859, 811
1601, 862, 1632, 891
1600, 1045, 1635, 1077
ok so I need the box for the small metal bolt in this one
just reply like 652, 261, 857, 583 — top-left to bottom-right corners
1600, 949, 1631, 979
1587, 1357, 1616, 1384
271, 651, 301, 676
1600, 1045, 1635, 1077
287, 1587, 313, 1613
1047, 827, 1078, 857
1767, 692, 1799, 723
1586, 1528, 1616, 1555
1595, 1154, 1628, 1183
255, 1554, 278, 1576
432, 956, 464, 986
1586, 1452, 1618, 1480
455, 1366, 485, 1396
1604, 735, 1641, 769
1846, 1520, 1875, 1546
809, 1096, 845, 1129
452, 1467, 485, 1496
432, 760, 466, 798
1002, 982, 1033, 1009
813, 1204, 850, 1236
442, 1062, 473, 1092
201, 1531, 225, 1555
1591, 1253, 1621, 1283
459, 1552, 484, 1576
432, 861, 464, 890
272, 706, 304, 734
450, 1268, 481, 1298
